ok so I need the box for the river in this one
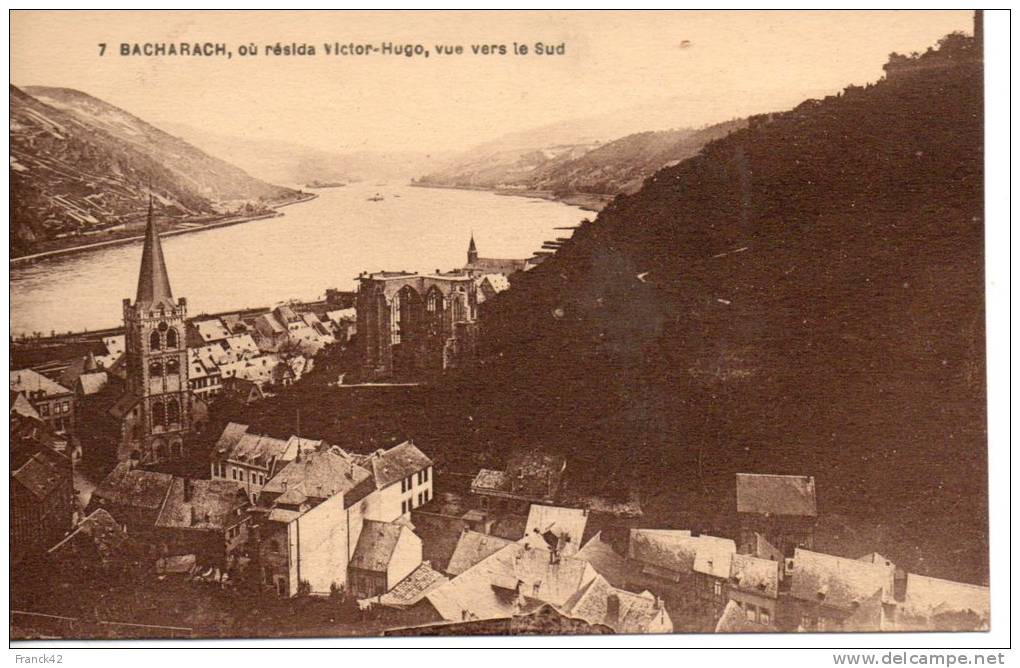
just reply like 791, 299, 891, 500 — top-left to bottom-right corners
10, 182, 588, 337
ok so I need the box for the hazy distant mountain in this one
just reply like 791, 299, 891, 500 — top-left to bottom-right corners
418, 118, 747, 198
11, 85, 299, 256
159, 122, 455, 186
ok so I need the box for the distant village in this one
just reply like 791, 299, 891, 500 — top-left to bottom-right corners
11, 203, 988, 638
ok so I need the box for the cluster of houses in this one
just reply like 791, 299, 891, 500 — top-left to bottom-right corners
9, 220, 990, 637
183, 302, 355, 403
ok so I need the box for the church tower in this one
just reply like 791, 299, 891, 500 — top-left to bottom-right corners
467, 234, 478, 265
118, 199, 192, 463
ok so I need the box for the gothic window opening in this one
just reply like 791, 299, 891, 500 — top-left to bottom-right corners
152, 401, 166, 428
165, 358, 180, 375
426, 289, 444, 313
165, 328, 179, 349
149, 360, 163, 377
150, 330, 162, 351
167, 398, 181, 425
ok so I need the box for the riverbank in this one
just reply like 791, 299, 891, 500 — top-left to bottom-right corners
10, 192, 319, 265
410, 181, 612, 213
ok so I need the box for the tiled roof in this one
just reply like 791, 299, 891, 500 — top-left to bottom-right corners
446, 530, 513, 576
10, 368, 71, 398
562, 573, 671, 634
471, 469, 508, 493
228, 432, 290, 468
77, 371, 108, 396
13, 449, 67, 499
627, 529, 694, 574
363, 441, 432, 490
213, 422, 250, 456
426, 542, 597, 622
692, 536, 737, 579
902, 574, 990, 622
714, 599, 771, 633
194, 318, 230, 342
350, 520, 404, 572
155, 478, 249, 530
729, 554, 780, 598
523, 504, 588, 556
376, 562, 448, 606
735, 473, 817, 517
262, 449, 372, 505
575, 532, 632, 589
10, 391, 40, 420
789, 548, 895, 610
108, 391, 140, 419
92, 462, 173, 511
48, 509, 129, 562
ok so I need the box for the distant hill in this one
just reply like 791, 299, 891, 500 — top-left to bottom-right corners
159, 121, 456, 185
10, 86, 299, 256
416, 118, 747, 201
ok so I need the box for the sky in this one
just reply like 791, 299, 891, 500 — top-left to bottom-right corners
11, 10, 973, 153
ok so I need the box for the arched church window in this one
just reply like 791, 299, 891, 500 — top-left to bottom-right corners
426, 289, 444, 313
166, 398, 181, 425
165, 358, 179, 375
151, 401, 165, 428
149, 360, 164, 377
150, 330, 162, 351
165, 328, 179, 349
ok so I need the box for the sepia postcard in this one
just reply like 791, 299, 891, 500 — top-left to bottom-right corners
7, 9, 1003, 650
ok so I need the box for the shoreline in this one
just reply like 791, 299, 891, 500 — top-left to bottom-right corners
409, 181, 612, 213
10, 192, 319, 265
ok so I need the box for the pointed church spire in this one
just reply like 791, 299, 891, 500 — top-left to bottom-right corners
135, 193, 174, 308
467, 232, 478, 265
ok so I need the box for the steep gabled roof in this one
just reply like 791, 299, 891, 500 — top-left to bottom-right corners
10, 368, 71, 398
350, 519, 406, 572
523, 504, 588, 556
729, 553, 780, 598
363, 441, 432, 490
562, 572, 671, 634
154, 478, 248, 530
91, 462, 173, 511
446, 530, 513, 576
262, 449, 371, 506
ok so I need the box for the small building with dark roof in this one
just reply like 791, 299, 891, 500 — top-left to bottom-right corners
470, 451, 565, 514
348, 519, 423, 599
735, 473, 817, 557
87, 462, 175, 534
153, 478, 250, 562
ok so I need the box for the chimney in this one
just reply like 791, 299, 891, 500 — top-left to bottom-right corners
607, 593, 621, 626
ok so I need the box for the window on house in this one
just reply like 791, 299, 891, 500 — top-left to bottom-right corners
424, 467, 429, 483
713, 580, 722, 597
760, 610, 771, 625
745, 605, 757, 622
39, 404, 49, 417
